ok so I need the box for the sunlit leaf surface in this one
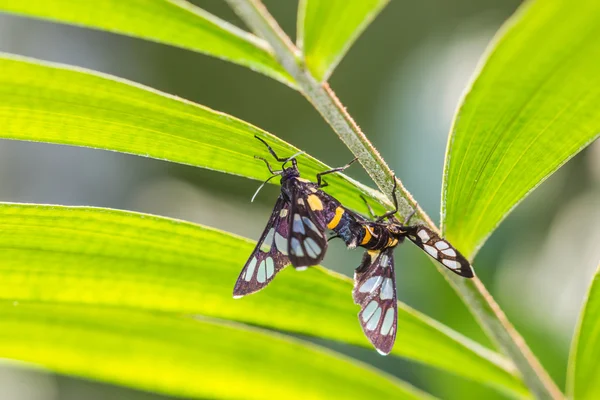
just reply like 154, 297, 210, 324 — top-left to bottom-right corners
0, 302, 431, 399
442, 0, 600, 257
298, 0, 388, 81
0, 54, 387, 216
0, 0, 294, 86
568, 264, 600, 399
0, 203, 526, 396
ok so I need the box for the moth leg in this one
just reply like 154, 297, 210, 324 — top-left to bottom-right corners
376, 179, 399, 222
376, 179, 419, 225
316, 157, 358, 188
360, 195, 377, 220
403, 207, 417, 225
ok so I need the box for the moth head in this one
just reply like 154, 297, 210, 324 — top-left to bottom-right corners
281, 164, 300, 181
280, 151, 303, 177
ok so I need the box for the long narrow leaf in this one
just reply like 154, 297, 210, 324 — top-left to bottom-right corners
297, 0, 388, 81
0, 0, 294, 86
0, 302, 431, 399
568, 264, 600, 399
442, 0, 600, 256
0, 54, 387, 215
0, 203, 527, 397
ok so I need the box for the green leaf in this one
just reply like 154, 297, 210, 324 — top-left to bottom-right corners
0, 54, 386, 216
442, 0, 600, 256
0, 203, 527, 397
568, 264, 600, 399
0, 302, 431, 399
0, 0, 294, 86
298, 0, 388, 81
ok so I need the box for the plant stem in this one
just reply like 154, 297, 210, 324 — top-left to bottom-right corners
227, 1, 564, 398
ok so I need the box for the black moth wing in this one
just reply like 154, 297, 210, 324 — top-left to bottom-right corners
233, 196, 292, 298
286, 182, 329, 268
353, 248, 397, 355
404, 225, 474, 278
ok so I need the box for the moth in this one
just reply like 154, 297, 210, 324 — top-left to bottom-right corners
333, 182, 474, 354
233, 136, 357, 298
233, 137, 474, 356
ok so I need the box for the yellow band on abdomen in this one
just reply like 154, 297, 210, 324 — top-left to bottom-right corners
327, 206, 345, 229
360, 226, 373, 245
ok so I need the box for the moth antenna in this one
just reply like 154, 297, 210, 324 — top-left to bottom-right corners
282, 151, 305, 168
288, 150, 304, 160
251, 174, 280, 202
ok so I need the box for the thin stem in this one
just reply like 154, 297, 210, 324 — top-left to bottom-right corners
226, 1, 564, 399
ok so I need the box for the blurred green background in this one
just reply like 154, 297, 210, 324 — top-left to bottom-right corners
0, 0, 598, 399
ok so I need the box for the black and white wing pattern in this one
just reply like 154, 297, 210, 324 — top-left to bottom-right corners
287, 185, 329, 268
404, 225, 474, 278
353, 248, 397, 355
233, 196, 292, 298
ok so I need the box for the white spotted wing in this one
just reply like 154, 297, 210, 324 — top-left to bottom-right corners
233, 196, 292, 298
287, 184, 328, 268
353, 248, 397, 355
404, 225, 474, 278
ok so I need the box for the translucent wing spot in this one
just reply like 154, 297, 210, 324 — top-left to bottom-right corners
279, 208, 288, 218
375, 347, 388, 356
307, 194, 323, 211
304, 237, 322, 258
365, 307, 382, 331
417, 229, 430, 242
362, 300, 378, 322
380, 308, 395, 336
442, 248, 457, 257
291, 237, 304, 257
302, 216, 322, 237
423, 244, 438, 258
257, 260, 267, 283
292, 214, 305, 234
379, 254, 389, 268
275, 232, 288, 256
380, 278, 394, 300
434, 240, 449, 250
265, 257, 275, 279
359, 276, 383, 293
260, 228, 275, 252
443, 259, 460, 270
297, 198, 305, 206
244, 257, 257, 282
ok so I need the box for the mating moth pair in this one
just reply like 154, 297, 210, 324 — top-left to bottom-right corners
234, 136, 474, 355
